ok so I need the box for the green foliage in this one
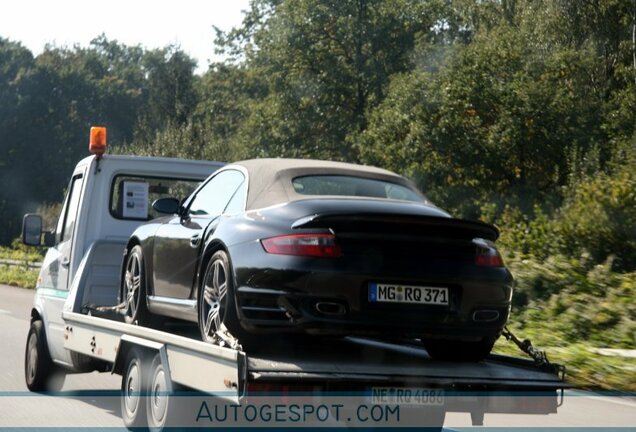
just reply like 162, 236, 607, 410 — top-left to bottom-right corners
497, 158, 636, 271
506, 253, 636, 347
0, 242, 44, 262
0, 36, 200, 244
224, 0, 439, 160
359, 21, 605, 217
0, 265, 39, 289
493, 340, 636, 391
557, 165, 636, 271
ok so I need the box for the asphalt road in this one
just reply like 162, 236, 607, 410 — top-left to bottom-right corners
0, 284, 634, 429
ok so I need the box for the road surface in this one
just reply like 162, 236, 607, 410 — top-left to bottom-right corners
0, 284, 634, 429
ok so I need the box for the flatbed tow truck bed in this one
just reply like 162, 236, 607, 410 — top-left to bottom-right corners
247, 338, 563, 390
62, 307, 567, 428
63, 310, 566, 392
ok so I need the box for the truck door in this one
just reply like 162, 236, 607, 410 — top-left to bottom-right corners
38, 172, 84, 362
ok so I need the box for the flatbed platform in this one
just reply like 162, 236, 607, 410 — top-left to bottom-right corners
247, 337, 566, 390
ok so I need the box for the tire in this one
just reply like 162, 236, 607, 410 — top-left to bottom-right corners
423, 337, 496, 362
25, 320, 65, 392
146, 354, 169, 431
121, 347, 149, 430
198, 250, 257, 348
146, 353, 190, 431
123, 246, 150, 326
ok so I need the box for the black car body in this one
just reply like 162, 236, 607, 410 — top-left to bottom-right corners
122, 158, 513, 360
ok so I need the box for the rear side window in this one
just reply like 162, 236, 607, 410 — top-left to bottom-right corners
110, 175, 202, 220
292, 175, 423, 202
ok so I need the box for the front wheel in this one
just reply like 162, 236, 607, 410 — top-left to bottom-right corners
123, 245, 150, 326
25, 320, 65, 392
423, 337, 496, 362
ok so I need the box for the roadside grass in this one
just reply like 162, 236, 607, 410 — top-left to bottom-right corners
0, 243, 44, 262
493, 332, 636, 392
0, 265, 38, 289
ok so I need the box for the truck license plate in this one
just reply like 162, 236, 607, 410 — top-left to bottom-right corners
368, 283, 449, 305
371, 387, 445, 406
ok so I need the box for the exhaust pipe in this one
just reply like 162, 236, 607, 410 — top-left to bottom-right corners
314, 302, 347, 316
472, 310, 500, 322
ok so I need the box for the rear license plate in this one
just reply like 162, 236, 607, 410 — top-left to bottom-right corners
370, 387, 445, 406
368, 283, 449, 305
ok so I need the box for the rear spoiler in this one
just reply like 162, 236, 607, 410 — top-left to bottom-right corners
292, 213, 499, 241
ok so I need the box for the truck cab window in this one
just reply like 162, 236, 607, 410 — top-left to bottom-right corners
56, 175, 84, 244
110, 175, 202, 220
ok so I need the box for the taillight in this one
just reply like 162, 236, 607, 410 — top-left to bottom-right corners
261, 234, 342, 258
473, 238, 504, 267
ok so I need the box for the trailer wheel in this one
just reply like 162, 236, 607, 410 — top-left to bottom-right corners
147, 353, 171, 431
123, 246, 150, 326
25, 320, 65, 392
121, 347, 149, 430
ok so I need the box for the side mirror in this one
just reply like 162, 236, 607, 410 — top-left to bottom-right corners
152, 197, 181, 215
22, 214, 43, 246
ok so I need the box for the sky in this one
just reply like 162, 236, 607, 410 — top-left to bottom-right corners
0, 0, 251, 73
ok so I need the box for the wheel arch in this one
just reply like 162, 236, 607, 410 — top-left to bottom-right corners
30, 307, 42, 323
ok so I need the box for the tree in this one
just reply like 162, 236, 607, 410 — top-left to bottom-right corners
135, 46, 198, 141
217, 0, 439, 160
359, 7, 605, 217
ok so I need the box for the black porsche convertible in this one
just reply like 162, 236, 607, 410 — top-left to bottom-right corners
121, 158, 513, 360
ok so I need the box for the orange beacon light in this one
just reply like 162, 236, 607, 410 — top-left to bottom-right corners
89, 126, 107, 157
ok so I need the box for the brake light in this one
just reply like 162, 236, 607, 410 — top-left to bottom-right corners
475, 254, 504, 267
473, 238, 504, 267
261, 234, 342, 258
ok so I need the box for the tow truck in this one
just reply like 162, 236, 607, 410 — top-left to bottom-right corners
21, 127, 568, 430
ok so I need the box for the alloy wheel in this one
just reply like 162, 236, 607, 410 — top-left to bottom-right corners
124, 253, 142, 320
201, 258, 228, 341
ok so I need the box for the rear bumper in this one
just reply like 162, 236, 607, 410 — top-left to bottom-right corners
229, 242, 513, 340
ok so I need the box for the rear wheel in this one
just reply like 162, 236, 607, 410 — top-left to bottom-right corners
147, 354, 170, 431
146, 353, 189, 431
24, 320, 65, 392
423, 337, 496, 362
198, 250, 258, 348
123, 246, 149, 326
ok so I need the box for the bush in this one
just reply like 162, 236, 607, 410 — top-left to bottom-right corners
555, 167, 636, 271
505, 253, 635, 349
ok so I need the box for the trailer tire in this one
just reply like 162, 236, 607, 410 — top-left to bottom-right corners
146, 353, 183, 431
121, 347, 149, 430
25, 320, 65, 392
123, 246, 150, 327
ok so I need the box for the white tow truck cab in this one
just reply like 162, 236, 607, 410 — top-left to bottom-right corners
22, 129, 222, 376
22, 128, 568, 430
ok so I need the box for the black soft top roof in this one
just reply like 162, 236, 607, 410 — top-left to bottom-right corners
229, 158, 422, 210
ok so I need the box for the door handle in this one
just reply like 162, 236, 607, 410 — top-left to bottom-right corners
60, 258, 70, 267
190, 234, 200, 248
